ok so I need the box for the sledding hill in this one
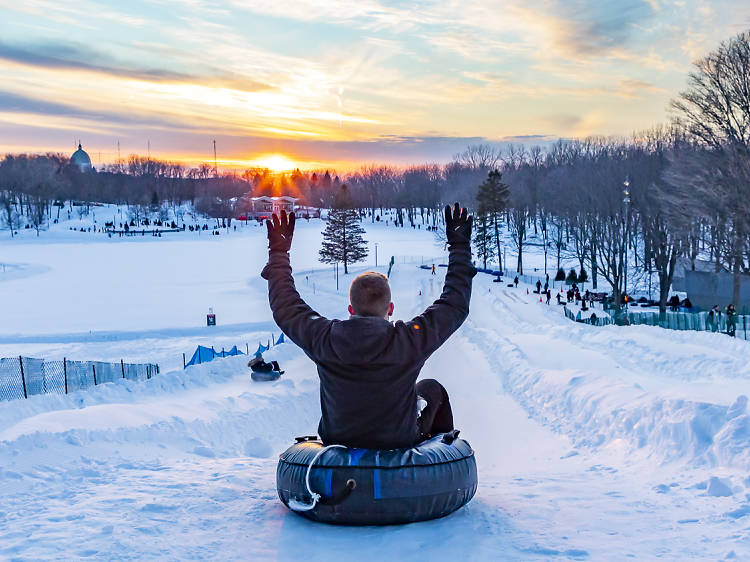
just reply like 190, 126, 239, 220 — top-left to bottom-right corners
1, 214, 749, 559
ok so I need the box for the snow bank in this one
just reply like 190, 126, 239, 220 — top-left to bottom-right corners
466, 281, 750, 471
0, 345, 320, 461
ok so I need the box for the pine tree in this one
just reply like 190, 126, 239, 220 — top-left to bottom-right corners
475, 170, 509, 270
555, 267, 566, 282
473, 212, 496, 269
319, 184, 368, 274
566, 268, 578, 284
578, 267, 588, 284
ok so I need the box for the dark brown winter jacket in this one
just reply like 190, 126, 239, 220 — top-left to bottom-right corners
261, 242, 475, 449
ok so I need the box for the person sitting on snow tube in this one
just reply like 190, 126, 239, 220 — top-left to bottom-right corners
261, 203, 476, 520
248, 355, 284, 381
261, 202, 475, 451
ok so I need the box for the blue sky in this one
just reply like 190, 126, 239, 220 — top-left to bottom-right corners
1, 0, 748, 169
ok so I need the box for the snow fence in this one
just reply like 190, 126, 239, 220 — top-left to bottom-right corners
0, 357, 159, 402
622, 309, 750, 339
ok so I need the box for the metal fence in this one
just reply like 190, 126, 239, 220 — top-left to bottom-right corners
563, 306, 614, 326
620, 310, 749, 340
0, 357, 160, 402
561, 305, 749, 339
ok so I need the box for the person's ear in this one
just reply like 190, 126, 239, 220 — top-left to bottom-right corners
387, 302, 394, 317
348, 304, 355, 315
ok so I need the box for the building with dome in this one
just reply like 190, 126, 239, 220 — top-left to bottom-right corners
71, 143, 93, 172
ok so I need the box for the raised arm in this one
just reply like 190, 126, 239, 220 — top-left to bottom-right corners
260, 211, 331, 358
403, 203, 476, 357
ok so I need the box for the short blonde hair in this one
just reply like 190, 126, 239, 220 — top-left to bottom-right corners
349, 272, 391, 317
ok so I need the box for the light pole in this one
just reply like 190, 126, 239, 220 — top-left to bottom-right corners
374, 242, 378, 268
623, 177, 631, 310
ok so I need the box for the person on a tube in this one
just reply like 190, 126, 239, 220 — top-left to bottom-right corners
261, 203, 475, 449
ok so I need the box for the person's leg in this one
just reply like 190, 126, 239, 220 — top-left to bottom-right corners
416, 379, 454, 438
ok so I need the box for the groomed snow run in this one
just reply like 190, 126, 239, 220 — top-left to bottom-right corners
1, 210, 749, 560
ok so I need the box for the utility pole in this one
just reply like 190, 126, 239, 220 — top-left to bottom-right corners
117, 140, 121, 168
623, 177, 631, 309
213, 140, 218, 177
148, 140, 151, 159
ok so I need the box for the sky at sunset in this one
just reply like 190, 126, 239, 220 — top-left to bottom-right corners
1, 0, 749, 170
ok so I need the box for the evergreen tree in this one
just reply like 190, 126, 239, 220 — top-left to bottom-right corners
475, 170, 509, 270
578, 267, 588, 284
473, 212, 496, 269
566, 268, 578, 284
319, 184, 368, 274
555, 267, 566, 282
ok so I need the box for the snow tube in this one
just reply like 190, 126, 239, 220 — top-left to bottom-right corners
251, 371, 281, 382
276, 431, 477, 525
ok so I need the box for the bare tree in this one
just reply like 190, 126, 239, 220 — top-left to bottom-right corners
670, 29, 750, 305
455, 144, 502, 170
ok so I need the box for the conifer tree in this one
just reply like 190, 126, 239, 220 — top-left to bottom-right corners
473, 212, 496, 269
475, 170, 509, 270
578, 267, 588, 284
319, 184, 368, 274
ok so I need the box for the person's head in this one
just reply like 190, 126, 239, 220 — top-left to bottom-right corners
348, 271, 394, 318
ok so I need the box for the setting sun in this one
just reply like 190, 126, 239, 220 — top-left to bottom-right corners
249, 153, 297, 172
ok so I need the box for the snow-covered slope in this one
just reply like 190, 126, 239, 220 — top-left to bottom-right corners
1, 212, 749, 560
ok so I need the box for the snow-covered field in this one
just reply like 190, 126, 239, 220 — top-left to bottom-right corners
2, 208, 750, 560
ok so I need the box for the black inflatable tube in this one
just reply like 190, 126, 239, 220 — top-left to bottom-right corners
276, 433, 477, 525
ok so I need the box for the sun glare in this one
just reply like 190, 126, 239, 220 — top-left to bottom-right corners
250, 153, 297, 172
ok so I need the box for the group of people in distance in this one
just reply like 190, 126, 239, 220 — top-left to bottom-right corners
529, 278, 595, 310
707, 303, 740, 337
667, 294, 693, 311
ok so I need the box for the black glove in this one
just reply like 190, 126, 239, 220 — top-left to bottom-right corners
444, 202, 472, 246
266, 210, 295, 252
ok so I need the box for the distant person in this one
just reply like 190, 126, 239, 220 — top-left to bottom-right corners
708, 304, 720, 332
431, 264, 436, 275
514, 276, 519, 288
261, 204, 475, 448
535, 280, 541, 294
556, 292, 562, 305
546, 289, 551, 305
726, 304, 738, 337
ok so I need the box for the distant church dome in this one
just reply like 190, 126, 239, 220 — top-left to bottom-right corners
71, 143, 92, 172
